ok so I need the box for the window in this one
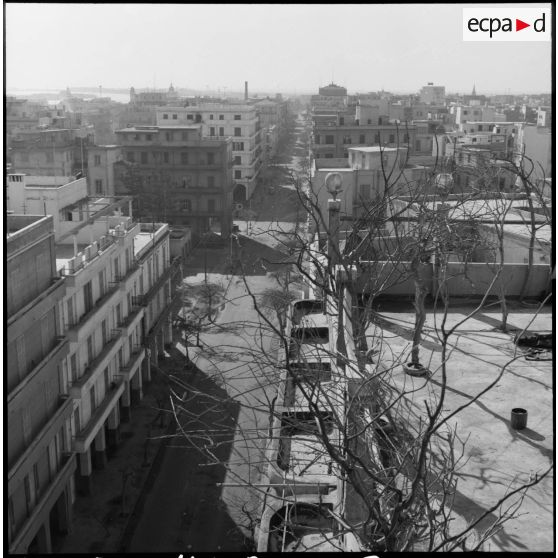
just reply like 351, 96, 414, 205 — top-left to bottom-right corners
209, 114, 214, 120
84, 281, 93, 313
101, 319, 108, 344
219, 127, 225, 137
126, 151, 135, 163
314, 134, 320, 144
181, 152, 188, 165
207, 175, 215, 188
325, 153, 334, 159
374, 133, 380, 143
207, 152, 214, 165
367, 119, 372, 125
234, 114, 241, 120
104, 368, 110, 392
187, 114, 193, 120
146, 134, 152, 141
163, 113, 169, 120
70, 353, 78, 381
141, 151, 148, 164
172, 114, 177, 120
163, 152, 169, 164
359, 134, 365, 144
182, 199, 192, 211
234, 127, 241, 137
463, 110, 468, 116
343, 135, 351, 144
207, 199, 216, 211
166, 132, 172, 141
86, 334, 94, 363
232, 142, 244, 151
219, 115, 224, 120
90, 386, 96, 412
94, 154, 101, 166
234, 155, 241, 165
95, 179, 103, 193
234, 170, 242, 179
210, 127, 215, 136
325, 135, 334, 144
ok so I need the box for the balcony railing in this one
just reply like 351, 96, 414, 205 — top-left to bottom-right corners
73, 379, 125, 452
117, 305, 143, 331
66, 285, 120, 339
70, 332, 121, 395
119, 345, 145, 379
8, 337, 69, 403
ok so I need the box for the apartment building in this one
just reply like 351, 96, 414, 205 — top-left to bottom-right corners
7, 175, 181, 550
7, 214, 75, 554
419, 83, 445, 105
10, 128, 94, 177
87, 145, 122, 196
311, 122, 417, 159
155, 103, 261, 202
310, 82, 349, 111
114, 124, 233, 239
309, 146, 430, 225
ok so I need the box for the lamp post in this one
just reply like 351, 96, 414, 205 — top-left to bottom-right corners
325, 171, 348, 371
325, 172, 343, 266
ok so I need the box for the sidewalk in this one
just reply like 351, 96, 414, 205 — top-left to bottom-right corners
55, 359, 184, 554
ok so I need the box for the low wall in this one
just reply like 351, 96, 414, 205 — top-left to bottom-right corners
442, 262, 550, 298
357, 260, 550, 299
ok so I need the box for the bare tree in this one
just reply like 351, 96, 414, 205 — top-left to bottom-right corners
161, 125, 552, 552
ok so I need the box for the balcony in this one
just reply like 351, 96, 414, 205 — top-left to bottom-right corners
8, 337, 69, 404
8, 395, 74, 485
145, 289, 182, 342
59, 234, 117, 279
9, 451, 76, 555
8, 276, 66, 328
73, 379, 125, 453
142, 258, 182, 306
118, 345, 145, 381
66, 285, 120, 342
70, 332, 121, 398
116, 261, 141, 291
117, 305, 144, 336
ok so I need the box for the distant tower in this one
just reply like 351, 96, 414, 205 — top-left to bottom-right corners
472, 84, 477, 96
130, 86, 136, 104
245, 81, 248, 101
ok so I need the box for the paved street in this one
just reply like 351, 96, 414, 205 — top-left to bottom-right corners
127, 274, 286, 552
127, 112, 308, 552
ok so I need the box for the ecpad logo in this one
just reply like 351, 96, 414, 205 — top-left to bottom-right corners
463, 8, 551, 41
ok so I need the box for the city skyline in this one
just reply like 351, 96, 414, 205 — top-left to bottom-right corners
6, 3, 552, 95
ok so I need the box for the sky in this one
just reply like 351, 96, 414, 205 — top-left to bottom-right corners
5, 3, 553, 95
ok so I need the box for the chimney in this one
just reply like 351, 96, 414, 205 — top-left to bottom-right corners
244, 81, 248, 101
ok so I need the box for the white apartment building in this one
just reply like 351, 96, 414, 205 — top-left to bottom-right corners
7, 174, 180, 546
155, 104, 262, 202
419, 83, 446, 105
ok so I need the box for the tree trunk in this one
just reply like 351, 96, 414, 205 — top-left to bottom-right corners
411, 273, 428, 366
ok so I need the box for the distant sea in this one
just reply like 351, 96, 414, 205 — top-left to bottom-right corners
7, 89, 131, 104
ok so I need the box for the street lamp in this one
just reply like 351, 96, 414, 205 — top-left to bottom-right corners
325, 172, 343, 265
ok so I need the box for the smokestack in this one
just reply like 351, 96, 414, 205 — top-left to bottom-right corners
244, 81, 248, 101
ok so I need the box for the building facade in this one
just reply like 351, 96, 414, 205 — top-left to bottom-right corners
114, 124, 233, 239
155, 104, 261, 202
7, 214, 75, 554
87, 145, 122, 196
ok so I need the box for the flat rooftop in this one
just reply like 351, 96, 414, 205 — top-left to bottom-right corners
365, 302, 552, 551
